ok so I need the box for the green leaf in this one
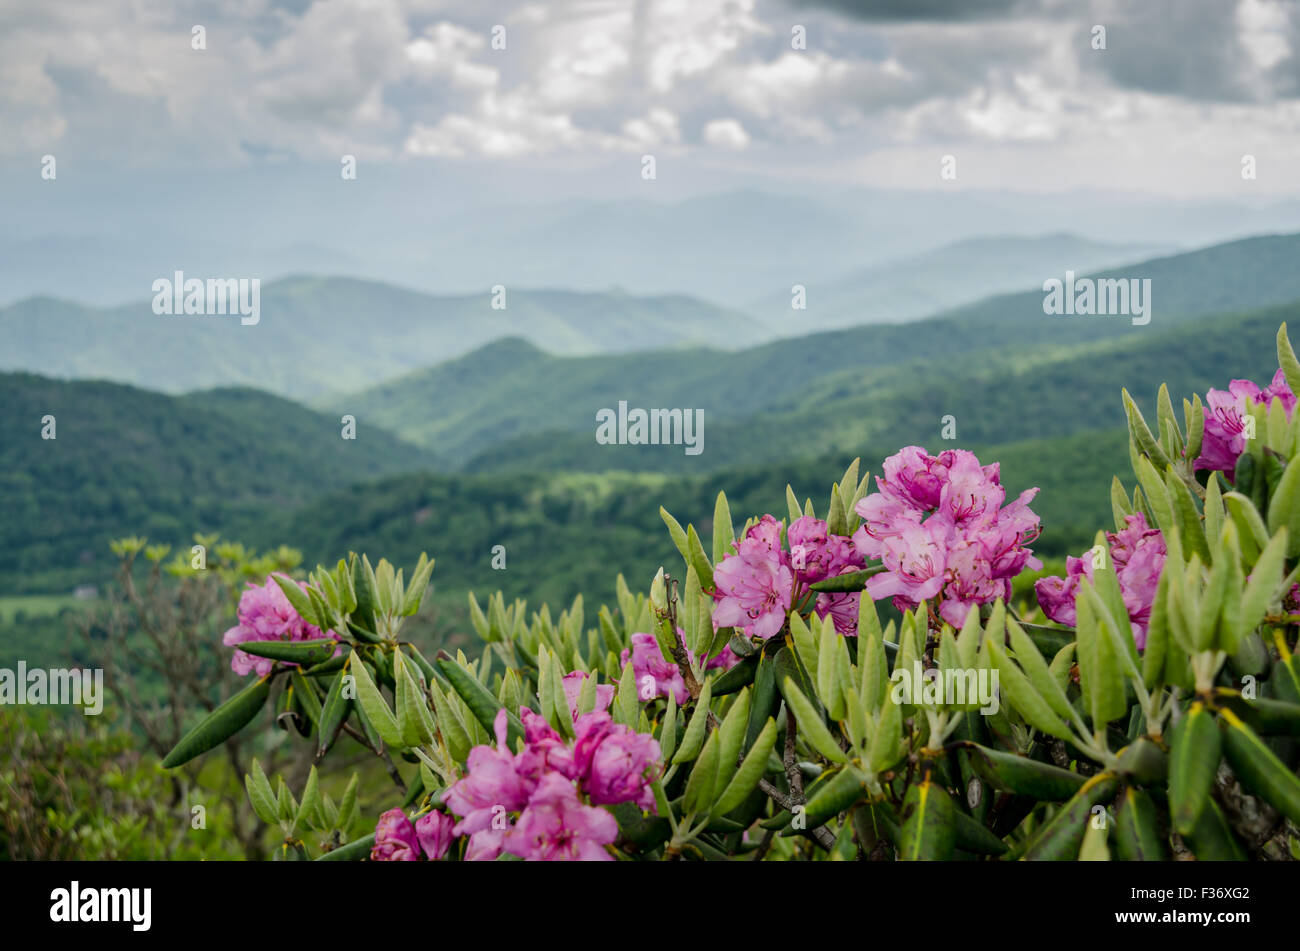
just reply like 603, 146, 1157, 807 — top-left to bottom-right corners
660, 507, 691, 566
614, 660, 639, 728
712, 492, 735, 565
337, 773, 359, 831
713, 688, 750, 797
964, 743, 1085, 801
685, 525, 714, 592
163, 675, 272, 768
898, 774, 955, 861
1074, 590, 1127, 727
1279, 323, 1300, 400
315, 833, 374, 861
868, 691, 904, 773
293, 765, 323, 837
245, 759, 278, 824
1237, 528, 1288, 645
271, 574, 321, 627
1020, 772, 1119, 860
797, 766, 866, 830
1166, 468, 1210, 564
659, 690, 679, 764
672, 679, 713, 765
986, 637, 1072, 741
1169, 702, 1220, 837
1113, 786, 1167, 861
238, 638, 341, 667
400, 553, 435, 617
437, 656, 524, 747
1007, 618, 1077, 725
1124, 388, 1173, 472
1111, 477, 1133, 530
713, 717, 778, 817
682, 730, 720, 815
1267, 448, 1300, 557
350, 653, 404, 748
1220, 708, 1300, 826
394, 651, 435, 747
779, 676, 847, 763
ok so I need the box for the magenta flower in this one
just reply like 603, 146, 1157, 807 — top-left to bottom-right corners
371, 808, 421, 861
854, 447, 1040, 622
414, 811, 456, 861
712, 536, 795, 640
621, 632, 689, 704
1197, 369, 1296, 477
1035, 513, 1166, 649
221, 574, 339, 677
572, 712, 662, 810
503, 773, 619, 861
444, 710, 535, 846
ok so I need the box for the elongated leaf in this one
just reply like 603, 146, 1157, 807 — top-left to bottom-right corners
672, 679, 713, 765
245, 759, 278, 824
239, 638, 341, 667
713, 688, 750, 797
163, 676, 272, 768
987, 638, 1072, 741
437, 657, 524, 748
712, 492, 735, 565
898, 774, 955, 861
1020, 772, 1118, 861
1169, 702, 1220, 836
779, 677, 847, 763
350, 653, 403, 748
1220, 708, 1300, 825
1113, 786, 1167, 861
963, 744, 1085, 801
713, 717, 779, 816
315, 833, 374, 861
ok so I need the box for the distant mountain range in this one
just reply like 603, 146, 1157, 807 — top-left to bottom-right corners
0, 230, 1170, 401
749, 233, 1168, 332
0, 277, 767, 401
341, 232, 1300, 467
8, 229, 1300, 600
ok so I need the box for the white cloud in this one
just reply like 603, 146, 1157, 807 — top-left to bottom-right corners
703, 117, 751, 149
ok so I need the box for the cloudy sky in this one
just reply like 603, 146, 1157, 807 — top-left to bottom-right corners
4, 0, 1300, 307
3, 0, 1300, 195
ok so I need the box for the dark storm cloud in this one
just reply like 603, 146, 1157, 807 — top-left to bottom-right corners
1080, 0, 1300, 102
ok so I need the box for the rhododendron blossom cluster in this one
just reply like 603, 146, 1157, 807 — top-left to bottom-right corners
712, 514, 865, 639
852, 447, 1042, 628
1034, 512, 1167, 650
222, 573, 340, 677
1196, 368, 1297, 476
440, 689, 662, 860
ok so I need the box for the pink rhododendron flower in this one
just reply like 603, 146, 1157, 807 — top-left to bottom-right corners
415, 811, 457, 861
503, 773, 618, 861
713, 521, 796, 639
620, 628, 741, 703
853, 447, 1040, 624
572, 712, 661, 810
1196, 369, 1296, 477
371, 808, 421, 861
221, 574, 339, 677
1035, 513, 1166, 649
621, 632, 689, 704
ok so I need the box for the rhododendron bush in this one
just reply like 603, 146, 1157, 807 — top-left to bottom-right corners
163, 325, 1300, 861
